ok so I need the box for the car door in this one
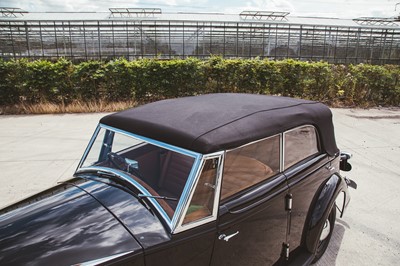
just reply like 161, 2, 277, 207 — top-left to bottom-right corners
282, 125, 332, 252
144, 155, 223, 266
210, 135, 290, 266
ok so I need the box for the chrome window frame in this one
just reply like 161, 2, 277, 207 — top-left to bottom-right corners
224, 133, 281, 155
282, 125, 320, 171
173, 151, 224, 234
76, 124, 202, 232
224, 133, 282, 172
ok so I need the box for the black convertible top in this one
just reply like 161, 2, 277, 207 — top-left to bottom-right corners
101, 93, 339, 155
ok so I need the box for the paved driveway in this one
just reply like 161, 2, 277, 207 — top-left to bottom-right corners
0, 108, 399, 265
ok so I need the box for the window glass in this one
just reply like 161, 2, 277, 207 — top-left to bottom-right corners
111, 132, 143, 153
284, 125, 319, 169
79, 127, 196, 219
81, 128, 106, 168
221, 135, 280, 200
182, 158, 219, 225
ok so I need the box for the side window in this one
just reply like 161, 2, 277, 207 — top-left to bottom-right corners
221, 135, 280, 201
182, 158, 219, 225
284, 125, 319, 169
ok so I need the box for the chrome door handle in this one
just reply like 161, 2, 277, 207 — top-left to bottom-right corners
218, 231, 239, 242
325, 165, 335, 171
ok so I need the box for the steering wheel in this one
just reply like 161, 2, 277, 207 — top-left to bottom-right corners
107, 152, 128, 171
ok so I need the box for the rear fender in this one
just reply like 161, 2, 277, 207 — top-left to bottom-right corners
303, 174, 347, 254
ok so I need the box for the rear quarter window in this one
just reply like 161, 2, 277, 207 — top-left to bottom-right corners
284, 125, 319, 169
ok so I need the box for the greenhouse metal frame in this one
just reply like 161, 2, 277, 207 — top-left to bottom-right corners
1, 8, 399, 64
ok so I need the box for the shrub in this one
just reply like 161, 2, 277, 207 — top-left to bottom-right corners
0, 57, 399, 109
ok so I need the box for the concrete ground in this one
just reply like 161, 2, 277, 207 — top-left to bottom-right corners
0, 108, 399, 265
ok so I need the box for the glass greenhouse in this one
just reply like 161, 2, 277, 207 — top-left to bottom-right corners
1, 8, 399, 64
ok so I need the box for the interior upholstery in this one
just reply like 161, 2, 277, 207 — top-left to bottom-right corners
127, 171, 175, 218
221, 155, 274, 200
157, 151, 194, 210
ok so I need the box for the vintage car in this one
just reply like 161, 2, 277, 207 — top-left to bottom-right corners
0, 93, 355, 265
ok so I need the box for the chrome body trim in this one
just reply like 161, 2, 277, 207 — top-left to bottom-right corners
340, 151, 353, 160
73, 250, 134, 266
173, 151, 225, 234
225, 133, 281, 153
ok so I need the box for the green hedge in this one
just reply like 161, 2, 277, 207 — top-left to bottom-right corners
1, 57, 399, 106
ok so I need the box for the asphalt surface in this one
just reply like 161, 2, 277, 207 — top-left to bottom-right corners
0, 108, 399, 265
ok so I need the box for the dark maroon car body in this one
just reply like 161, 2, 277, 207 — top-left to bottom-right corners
0, 94, 355, 265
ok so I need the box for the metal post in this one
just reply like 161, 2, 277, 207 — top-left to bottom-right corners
368, 29, 373, 63
311, 26, 315, 60
223, 22, 226, 57
287, 25, 291, 58
155, 21, 158, 57
24, 21, 31, 58
236, 23, 239, 57
299, 25, 303, 60
274, 24, 278, 59
54, 21, 59, 58
69, 22, 73, 59
333, 27, 339, 63
381, 29, 388, 64
83, 21, 88, 60
140, 21, 143, 58
322, 26, 327, 61
249, 23, 252, 58
262, 23, 266, 59
387, 30, 394, 61
38, 21, 44, 57
97, 21, 101, 60
344, 27, 350, 64
169, 21, 172, 59
112, 21, 115, 58
209, 22, 212, 55
196, 22, 199, 57
127, 22, 130, 59
182, 22, 185, 58
355, 28, 361, 64
8, 22, 16, 59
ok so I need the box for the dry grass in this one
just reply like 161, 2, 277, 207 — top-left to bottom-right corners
0, 101, 138, 115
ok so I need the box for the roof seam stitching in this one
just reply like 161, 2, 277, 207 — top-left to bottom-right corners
189, 101, 319, 150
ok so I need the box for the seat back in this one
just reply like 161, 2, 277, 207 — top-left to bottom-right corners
158, 151, 194, 200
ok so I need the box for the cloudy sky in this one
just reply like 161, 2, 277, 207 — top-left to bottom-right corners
2, 0, 400, 19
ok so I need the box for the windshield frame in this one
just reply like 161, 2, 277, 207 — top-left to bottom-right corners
76, 124, 203, 231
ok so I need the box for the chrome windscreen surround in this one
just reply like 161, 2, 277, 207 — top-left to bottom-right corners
99, 124, 201, 161
77, 125, 101, 171
75, 123, 203, 232
172, 151, 225, 234
76, 165, 174, 230
170, 157, 203, 231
